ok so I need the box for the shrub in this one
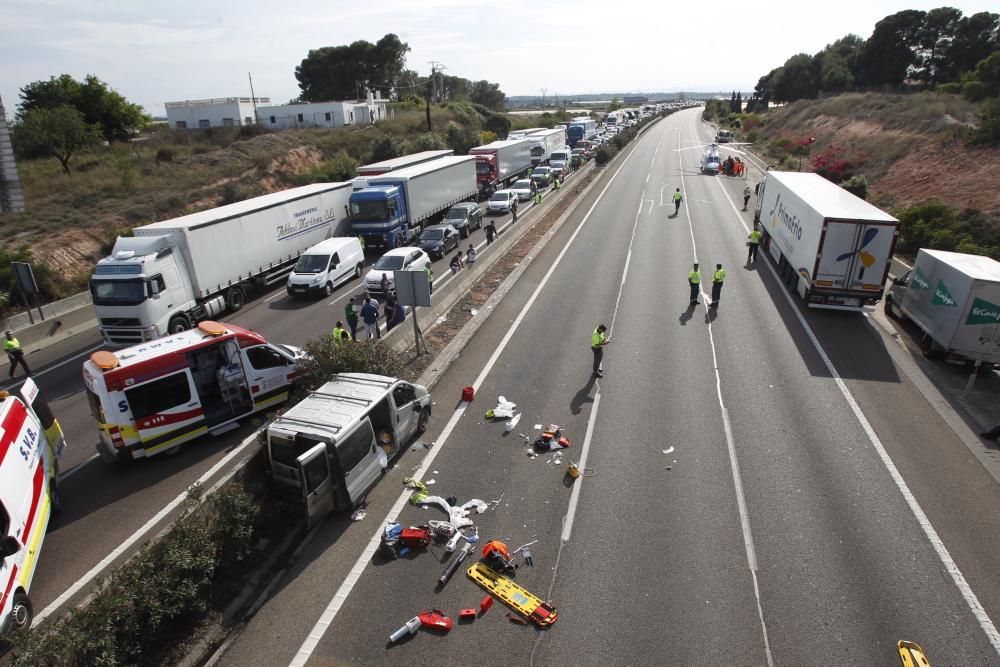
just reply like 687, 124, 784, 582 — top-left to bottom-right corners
405, 132, 447, 153
298, 336, 406, 392
595, 145, 613, 166
369, 133, 401, 162
840, 174, 868, 200
155, 147, 176, 163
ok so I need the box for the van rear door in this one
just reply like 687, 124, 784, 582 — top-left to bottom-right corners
296, 443, 335, 528
815, 221, 896, 293
335, 419, 382, 506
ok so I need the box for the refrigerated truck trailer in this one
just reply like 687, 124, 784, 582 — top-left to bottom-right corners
92, 183, 350, 344
886, 249, 1000, 364
355, 150, 453, 177
349, 155, 477, 250
754, 171, 899, 311
526, 128, 566, 166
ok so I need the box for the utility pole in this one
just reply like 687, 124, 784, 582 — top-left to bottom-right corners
247, 72, 259, 126
540, 87, 548, 108
428, 61, 447, 102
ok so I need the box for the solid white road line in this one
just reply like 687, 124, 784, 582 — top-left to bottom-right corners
34, 431, 260, 626
290, 136, 644, 667
681, 124, 774, 667
709, 154, 1000, 656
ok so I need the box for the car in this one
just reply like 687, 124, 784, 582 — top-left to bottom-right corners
530, 166, 553, 188
363, 247, 431, 298
416, 224, 460, 260
550, 160, 567, 179
487, 190, 518, 215
510, 179, 535, 201
443, 202, 483, 239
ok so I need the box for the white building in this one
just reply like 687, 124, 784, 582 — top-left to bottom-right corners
165, 97, 270, 129
258, 91, 388, 130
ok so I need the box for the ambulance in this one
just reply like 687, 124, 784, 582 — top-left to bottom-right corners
82, 321, 305, 462
1, 378, 66, 637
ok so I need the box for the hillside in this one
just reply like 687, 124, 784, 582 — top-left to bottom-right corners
734, 92, 999, 217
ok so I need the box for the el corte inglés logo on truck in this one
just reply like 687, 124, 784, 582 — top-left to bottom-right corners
965, 297, 1000, 325
911, 266, 931, 290
932, 280, 957, 307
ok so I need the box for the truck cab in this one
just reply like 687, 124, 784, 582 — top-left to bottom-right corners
349, 185, 408, 250
266, 374, 431, 526
473, 154, 499, 196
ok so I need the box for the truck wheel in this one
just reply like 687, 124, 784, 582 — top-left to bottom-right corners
168, 315, 191, 334
10, 591, 32, 633
226, 286, 246, 311
885, 296, 900, 319
416, 407, 431, 434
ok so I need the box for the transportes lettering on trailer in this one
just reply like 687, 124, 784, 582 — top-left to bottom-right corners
82, 321, 305, 461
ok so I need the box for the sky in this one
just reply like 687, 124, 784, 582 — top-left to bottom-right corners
1, 0, 997, 118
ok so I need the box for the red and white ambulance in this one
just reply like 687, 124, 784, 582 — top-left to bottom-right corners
1, 378, 66, 637
82, 321, 305, 462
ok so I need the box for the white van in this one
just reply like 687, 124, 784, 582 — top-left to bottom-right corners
1, 380, 66, 636
266, 373, 431, 526
286, 237, 365, 298
82, 321, 304, 461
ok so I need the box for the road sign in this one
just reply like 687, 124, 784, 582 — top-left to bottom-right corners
394, 270, 431, 308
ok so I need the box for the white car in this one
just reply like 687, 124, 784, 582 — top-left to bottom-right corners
550, 160, 567, 179
488, 190, 518, 215
363, 247, 431, 298
510, 179, 534, 202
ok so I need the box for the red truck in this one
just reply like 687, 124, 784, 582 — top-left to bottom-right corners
468, 139, 533, 198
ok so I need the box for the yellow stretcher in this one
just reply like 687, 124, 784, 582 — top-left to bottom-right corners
897, 640, 931, 667
467, 562, 558, 627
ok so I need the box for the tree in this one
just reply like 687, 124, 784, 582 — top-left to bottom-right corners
770, 54, 819, 102
369, 133, 401, 162
608, 96, 623, 111
445, 121, 482, 154
483, 113, 510, 138
945, 12, 1000, 80
13, 105, 100, 174
469, 80, 506, 111
18, 74, 146, 142
295, 34, 410, 102
735, 91, 743, 112
915, 7, 963, 84
859, 10, 926, 87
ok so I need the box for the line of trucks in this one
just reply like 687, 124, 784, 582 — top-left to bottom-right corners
91, 129, 574, 345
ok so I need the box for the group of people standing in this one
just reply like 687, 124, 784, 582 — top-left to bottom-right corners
721, 156, 745, 176
333, 294, 406, 344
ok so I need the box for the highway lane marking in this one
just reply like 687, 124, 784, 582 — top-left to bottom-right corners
33, 430, 260, 626
59, 453, 99, 481
291, 136, 644, 667
709, 164, 1000, 657
683, 122, 775, 666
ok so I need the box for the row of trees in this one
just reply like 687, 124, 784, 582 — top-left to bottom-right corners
294, 33, 507, 111
755, 8, 999, 103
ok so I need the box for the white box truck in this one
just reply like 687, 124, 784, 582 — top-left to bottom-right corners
526, 128, 566, 166
355, 149, 453, 177
886, 249, 1000, 364
754, 171, 899, 310
349, 155, 477, 250
92, 183, 350, 344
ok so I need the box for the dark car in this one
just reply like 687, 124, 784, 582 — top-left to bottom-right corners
416, 224, 460, 259
444, 203, 484, 239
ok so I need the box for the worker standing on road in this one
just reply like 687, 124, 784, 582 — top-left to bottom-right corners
4, 331, 30, 378
361, 297, 380, 339
747, 224, 762, 263
591, 324, 609, 378
710, 264, 726, 308
673, 188, 683, 215
688, 263, 701, 305
743, 186, 752, 211
345, 297, 360, 340
486, 221, 497, 244
380, 273, 390, 297
425, 265, 434, 295
466, 243, 477, 265
534, 190, 542, 206
332, 321, 351, 345
511, 202, 518, 222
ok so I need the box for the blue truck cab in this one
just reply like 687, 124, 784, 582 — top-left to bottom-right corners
349, 186, 409, 251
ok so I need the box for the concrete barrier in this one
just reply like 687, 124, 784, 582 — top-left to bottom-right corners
4, 291, 97, 355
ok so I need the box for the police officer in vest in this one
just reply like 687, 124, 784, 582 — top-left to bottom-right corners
747, 224, 762, 263
591, 324, 610, 378
4, 330, 30, 378
710, 264, 726, 308
688, 264, 701, 305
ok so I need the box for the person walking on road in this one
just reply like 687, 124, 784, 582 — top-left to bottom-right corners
747, 224, 762, 263
688, 263, 701, 305
710, 264, 726, 307
4, 331, 30, 378
591, 324, 610, 378
361, 297, 380, 339
534, 191, 542, 206
673, 188, 683, 215
345, 297, 360, 340
486, 221, 497, 244
743, 186, 752, 211
466, 243, 477, 265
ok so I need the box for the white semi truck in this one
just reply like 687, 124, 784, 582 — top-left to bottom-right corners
754, 171, 899, 311
92, 183, 352, 344
355, 149, 453, 177
526, 128, 566, 166
886, 249, 1000, 364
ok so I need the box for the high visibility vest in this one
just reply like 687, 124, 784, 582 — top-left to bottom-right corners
713, 269, 726, 283
673, 191, 683, 202
332, 327, 350, 343
592, 329, 606, 348
749, 230, 761, 243
425, 266, 433, 282
3, 337, 21, 352
688, 271, 701, 284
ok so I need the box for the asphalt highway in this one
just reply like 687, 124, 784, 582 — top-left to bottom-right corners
213, 108, 1000, 666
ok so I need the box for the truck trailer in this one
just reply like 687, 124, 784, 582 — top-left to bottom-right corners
468, 139, 533, 198
754, 171, 899, 310
526, 129, 566, 166
355, 149, 453, 177
886, 249, 1000, 364
92, 183, 350, 344
567, 118, 597, 147
349, 155, 477, 251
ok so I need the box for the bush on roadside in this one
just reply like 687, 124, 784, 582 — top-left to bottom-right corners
840, 174, 869, 200
595, 145, 614, 166
895, 200, 1000, 259
297, 336, 407, 393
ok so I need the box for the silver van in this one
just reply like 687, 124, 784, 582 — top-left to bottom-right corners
266, 374, 431, 526
286, 237, 365, 298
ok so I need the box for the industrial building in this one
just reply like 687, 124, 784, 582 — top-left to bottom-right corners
165, 97, 270, 130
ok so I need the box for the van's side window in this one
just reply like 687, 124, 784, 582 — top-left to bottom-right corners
338, 420, 375, 471
126, 372, 191, 419
329, 253, 340, 269
393, 384, 416, 407
245, 346, 289, 369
